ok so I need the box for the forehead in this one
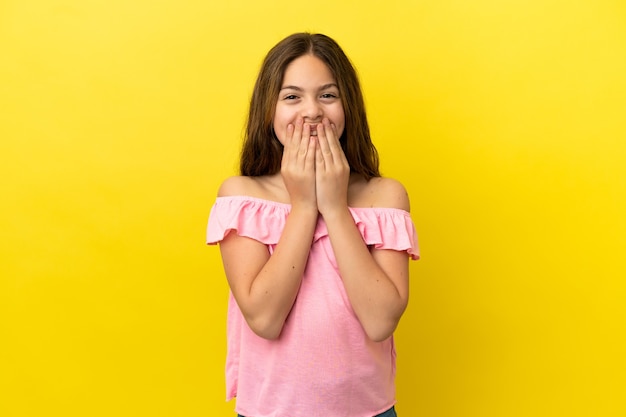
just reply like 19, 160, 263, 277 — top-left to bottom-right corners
282, 54, 336, 86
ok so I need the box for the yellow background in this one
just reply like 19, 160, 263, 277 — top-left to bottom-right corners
2, 0, 625, 416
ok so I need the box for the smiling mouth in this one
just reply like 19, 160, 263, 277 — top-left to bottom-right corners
308, 123, 318, 136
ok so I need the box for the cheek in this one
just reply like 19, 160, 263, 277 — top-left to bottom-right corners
272, 116, 287, 145
334, 109, 346, 137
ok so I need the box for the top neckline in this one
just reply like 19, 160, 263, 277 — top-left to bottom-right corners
215, 195, 411, 215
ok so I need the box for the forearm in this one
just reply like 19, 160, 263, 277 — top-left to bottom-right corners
245, 206, 318, 338
323, 208, 408, 342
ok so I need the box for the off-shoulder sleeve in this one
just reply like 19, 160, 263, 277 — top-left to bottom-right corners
206, 196, 289, 246
351, 208, 420, 260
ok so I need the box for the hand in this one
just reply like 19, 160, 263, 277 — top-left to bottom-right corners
315, 118, 350, 216
281, 117, 317, 210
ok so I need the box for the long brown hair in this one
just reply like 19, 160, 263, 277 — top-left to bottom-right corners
240, 33, 380, 179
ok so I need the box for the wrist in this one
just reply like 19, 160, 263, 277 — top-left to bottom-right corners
290, 202, 319, 217
318, 204, 351, 223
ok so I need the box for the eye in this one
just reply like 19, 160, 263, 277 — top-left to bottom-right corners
321, 93, 338, 99
283, 94, 299, 100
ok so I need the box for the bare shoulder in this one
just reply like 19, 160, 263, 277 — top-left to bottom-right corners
350, 175, 411, 212
217, 175, 287, 202
369, 177, 411, 211
217, 176, 254, 197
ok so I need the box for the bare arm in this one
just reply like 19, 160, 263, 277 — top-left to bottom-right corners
219, 203, 317, 340
218, 119, 318, 340
315, 119, 410, 342
321, 205, 410, 342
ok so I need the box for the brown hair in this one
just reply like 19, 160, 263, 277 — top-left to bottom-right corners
240, 33, 380, 179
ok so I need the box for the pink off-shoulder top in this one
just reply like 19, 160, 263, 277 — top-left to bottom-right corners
207, 196, 419, 417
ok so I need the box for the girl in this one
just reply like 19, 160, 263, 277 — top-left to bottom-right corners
207, 33, 419, 417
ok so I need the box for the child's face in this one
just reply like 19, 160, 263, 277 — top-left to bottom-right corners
273, 54, 345, 145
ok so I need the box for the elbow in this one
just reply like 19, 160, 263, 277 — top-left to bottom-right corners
253, 327, 282, 341
364, 320, 399, 342
245, 315, 285, 340
362, 305, 407, 342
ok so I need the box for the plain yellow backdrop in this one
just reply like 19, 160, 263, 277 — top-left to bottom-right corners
1, 0, 625, 416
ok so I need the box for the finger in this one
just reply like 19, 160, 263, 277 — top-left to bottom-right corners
292, 117, 304, 152
285, 123, 294, 148
322, 118, 340, 154
295, 115, 303, 131
282, 123, 294, 164
315, 138, 325, 170
316, 121, 334, 165
299, 123, 311, 158
305, 136, 317, 170
324, 119, 349, 165
284, 118, 303, 164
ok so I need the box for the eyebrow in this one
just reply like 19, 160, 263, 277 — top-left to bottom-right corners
279, 83, 338, 91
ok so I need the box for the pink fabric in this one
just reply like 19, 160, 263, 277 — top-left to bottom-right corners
207, 196, 419, 417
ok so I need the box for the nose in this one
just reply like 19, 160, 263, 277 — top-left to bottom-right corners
301, 97, 323, 122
